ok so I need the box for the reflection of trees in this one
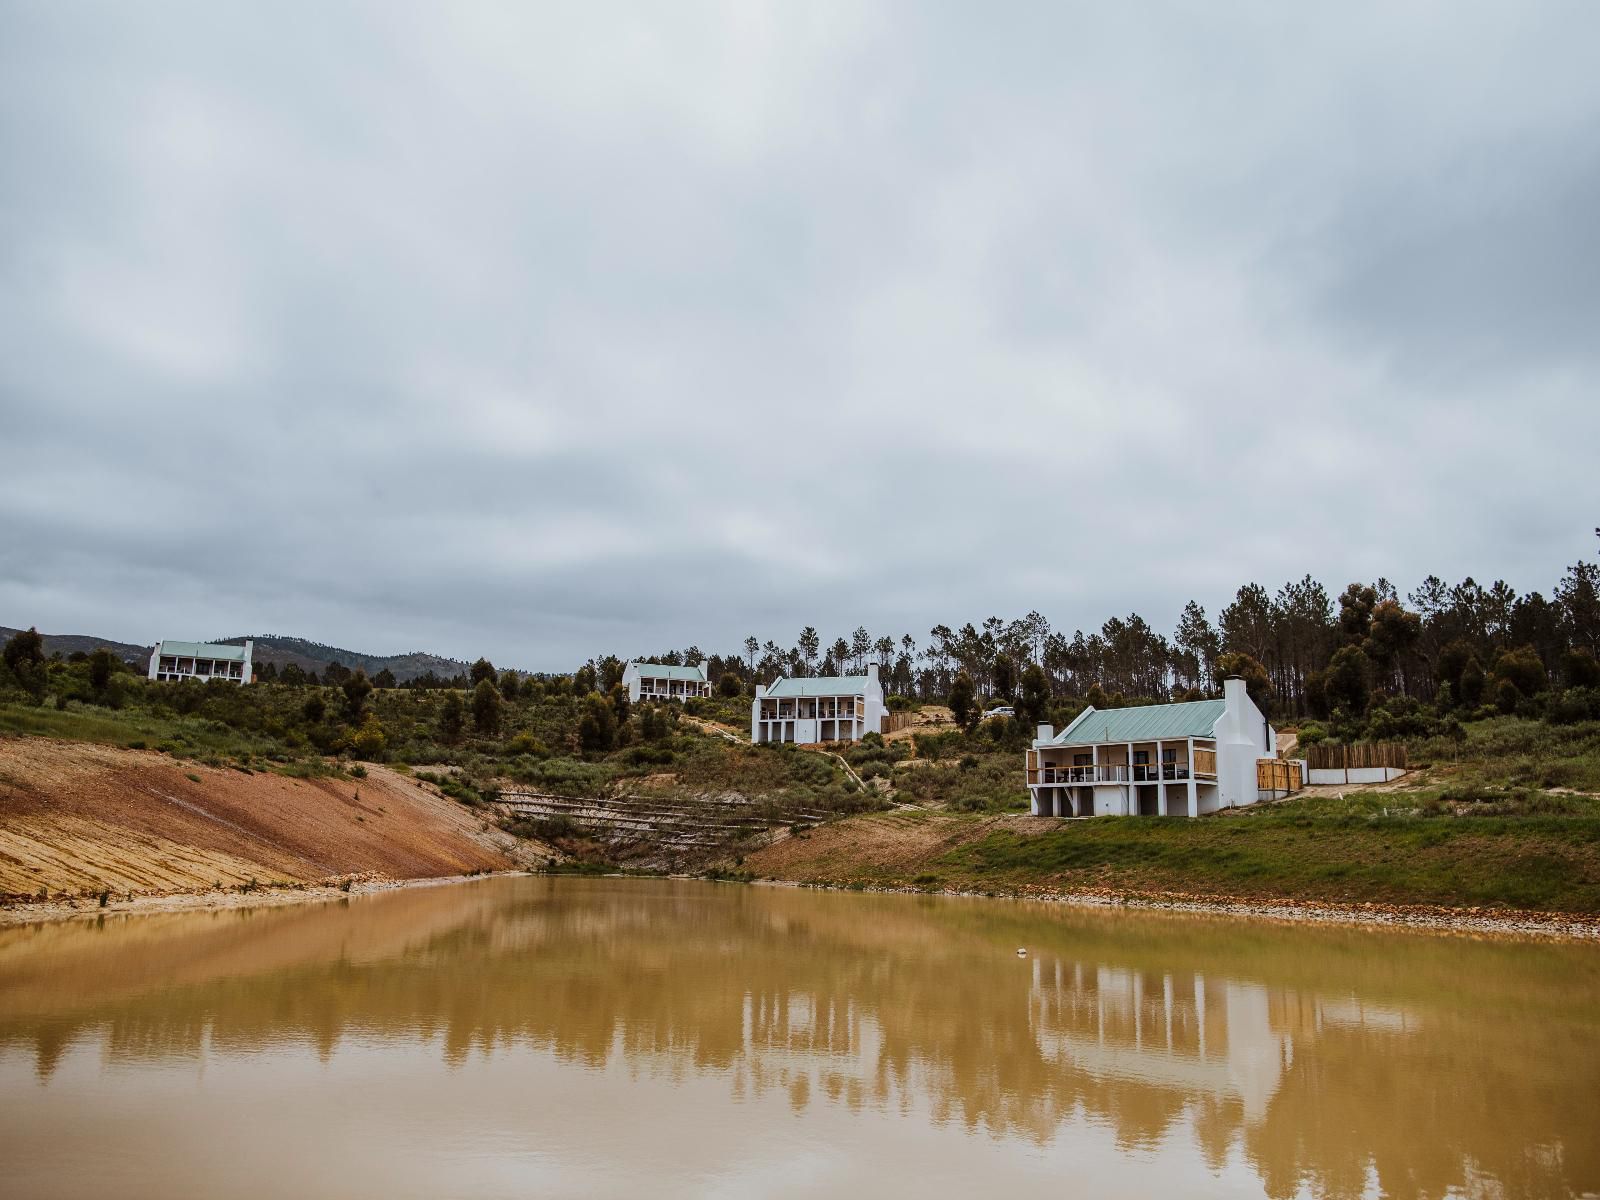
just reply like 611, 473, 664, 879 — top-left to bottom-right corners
1, 879, 1598, 1199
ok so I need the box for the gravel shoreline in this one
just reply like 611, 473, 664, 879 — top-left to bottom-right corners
5, 870, 1598, 942
0, 871, 522, 928
752, 878, 1600, 941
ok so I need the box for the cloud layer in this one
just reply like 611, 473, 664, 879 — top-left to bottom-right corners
2, 2, 1596, 668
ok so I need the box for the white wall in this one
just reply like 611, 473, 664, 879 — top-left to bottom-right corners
861, 663, 885, 737
1308, 766, 1405, 786
1214, 677, 1273, 809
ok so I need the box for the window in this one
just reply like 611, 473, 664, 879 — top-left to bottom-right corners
1162, 749, 1177, 764
1073, 753, 1091, 766
1133, 750, 1149, 765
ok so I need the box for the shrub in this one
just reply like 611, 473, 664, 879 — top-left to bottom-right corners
1294, 722, 1328, 748
437, 692, 465, 743
505, 732, 551, 757
1548, 688, 1600, 725
350, 718, 387, 761
472, 679, 503, 735
912, 730, 964, 761
503, 814, 577, 841
1563, 650, 1600, 690
1459, 656, 1487, 708
1492, 646, 1549, 698
948, 673, 977, 730
577, 691, 617, 753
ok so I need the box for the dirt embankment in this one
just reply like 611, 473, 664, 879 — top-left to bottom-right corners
0, 737, 547, 904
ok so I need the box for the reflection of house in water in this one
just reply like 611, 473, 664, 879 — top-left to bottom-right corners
1027, 957, 1419, 1125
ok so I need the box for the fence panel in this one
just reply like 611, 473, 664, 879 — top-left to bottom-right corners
1304, 742, 1408, 771
1257, 760, 1305, 795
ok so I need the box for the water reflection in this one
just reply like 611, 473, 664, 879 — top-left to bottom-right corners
0, 877, 1596, 1199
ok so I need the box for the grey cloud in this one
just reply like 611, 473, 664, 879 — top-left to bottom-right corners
2, 2, 1599, 669
1308, 138, 1600, 380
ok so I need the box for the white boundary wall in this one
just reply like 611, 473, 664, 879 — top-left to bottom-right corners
1307, 766, 1406, 786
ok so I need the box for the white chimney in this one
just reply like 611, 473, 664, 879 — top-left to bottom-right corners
1037, 723, 1053, 742
866, 662, 879, 681
1223, 675, 1247, 713
755, 683, 767, 699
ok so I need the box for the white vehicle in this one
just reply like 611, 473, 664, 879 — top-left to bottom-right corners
984, 705, 1016, 719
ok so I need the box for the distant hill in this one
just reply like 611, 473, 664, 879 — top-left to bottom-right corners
0, 628, 152, 667
228, 636, 472, 683
0, 628, 474, 683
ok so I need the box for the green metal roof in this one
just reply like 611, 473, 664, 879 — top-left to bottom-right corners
766, 675, 870, 698
1051, 699, 1225, 746
630, 662, 706, 681
156, 640, 248, 661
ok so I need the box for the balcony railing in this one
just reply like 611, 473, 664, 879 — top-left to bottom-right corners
1027, 762, 1217, 785
759, 705, 857, 721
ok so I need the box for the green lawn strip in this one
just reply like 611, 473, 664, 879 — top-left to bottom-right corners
930, 806, 1600, 912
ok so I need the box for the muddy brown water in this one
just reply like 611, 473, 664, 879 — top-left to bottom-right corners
1, 876, 1597, 1199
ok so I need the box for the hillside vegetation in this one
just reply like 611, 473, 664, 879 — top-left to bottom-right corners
0, 638, 895, 883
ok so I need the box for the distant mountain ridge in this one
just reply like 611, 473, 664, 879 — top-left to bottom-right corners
0, 628, 152, 666
0, 628, 476, 683
228, 635, 472, 683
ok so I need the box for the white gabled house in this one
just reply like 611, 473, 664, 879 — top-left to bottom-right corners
1027, 677, 1279, 818
623, 661, 712, 703
752, 663, 885, 744
148, 639, 254, 685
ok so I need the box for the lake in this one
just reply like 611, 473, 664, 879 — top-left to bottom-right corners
1, 876, 1597, 1198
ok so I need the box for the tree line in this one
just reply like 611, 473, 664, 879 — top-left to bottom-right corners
6, 542, 1596, 736
612, 546, 1600, 722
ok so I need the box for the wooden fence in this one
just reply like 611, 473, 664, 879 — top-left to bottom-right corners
882, 712, 918, 734
1304, 742, 1408, 771
1256, 760, 1304, 794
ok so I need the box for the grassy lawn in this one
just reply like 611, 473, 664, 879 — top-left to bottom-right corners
932, 788, 1600, 911
1410, 715, 1600, 792
749, 779, 1600, 913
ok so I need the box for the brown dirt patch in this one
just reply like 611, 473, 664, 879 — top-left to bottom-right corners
883, 706, 957, 744
0, 737, 546, 900
748, 810, 1015, 879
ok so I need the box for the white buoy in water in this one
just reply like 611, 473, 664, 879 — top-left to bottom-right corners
1016, 948, 1027, 957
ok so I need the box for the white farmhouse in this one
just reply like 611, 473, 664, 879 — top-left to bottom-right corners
1027, 677, 1278, 818
752, 663, 885, 744
623, 661, 712, 703
148, 639, 254, 685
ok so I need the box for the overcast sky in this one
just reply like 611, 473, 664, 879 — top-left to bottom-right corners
2, 2, 1596, 670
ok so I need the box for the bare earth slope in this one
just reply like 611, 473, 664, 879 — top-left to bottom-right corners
0, 737, 538, 899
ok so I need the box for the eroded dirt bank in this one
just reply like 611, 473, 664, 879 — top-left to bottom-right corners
0, 737, 546, 905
